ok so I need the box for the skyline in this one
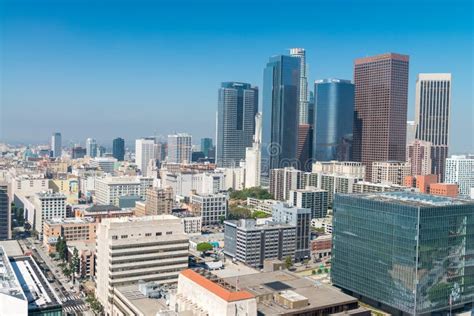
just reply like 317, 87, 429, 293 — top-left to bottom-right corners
1, 0, 473, 153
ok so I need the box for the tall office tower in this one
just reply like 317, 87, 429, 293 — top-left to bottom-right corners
290, 48, 309, 124
50, 132, 62, 158
289, 187, 328, 219
216, 82, 258, 167
112, 137, 125, 161
168, 133, 192, 164
86, 138, 98, 158
245, 113, 262, 188
96, 215, 189, 313
415, 73, 452, 181
98, 145, 106, 157
200, 138, 213, 158
145, 187, 174, 215
272, 202, 311, 261
270, 167, 302, 201
0, 183, 11, 240
135, 137, 157, 176
445, 155, 474, 197
406, 139, 432, 176
262, 54, 301, 172
307, 91, 315, 127
72, 146, 86, 159
296, 124, 313, 171
352, 53, 409, 180
314, 79, 355, 161
332, 192, 474, 315
406, 121, 416, 145
371, 161, 411, 186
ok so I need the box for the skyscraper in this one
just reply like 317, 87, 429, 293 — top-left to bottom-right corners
352, 53, 409, 180
51, 132, 62, 158
289, 48, 309, 125
262, 54, 301, 172
406, 120, 416, 145
0, 183, 11, 240
86, 138, 98, 158
112, 137, 125, 161
245, 113, 262, 188
313, 79, 355, 162
135, 137, 157, 176
415, 73, 452, 181
216, 82, 258, 167
200, 138, 213, 158
406, 139, 432, 176
167, 133, 192, 164
445, 155, 474, 197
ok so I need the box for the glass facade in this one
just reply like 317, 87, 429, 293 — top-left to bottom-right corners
112, 137, 125, 161
313, 79, 354, 161
332, 192, 474, 314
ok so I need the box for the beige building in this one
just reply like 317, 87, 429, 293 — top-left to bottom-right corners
96, 215, 189, 312
406, 140, 432, 176
312, 161, 366, 179
145, 187, 173, 215
33, 191, 67, 237
371, 161, 411, 186
43, 217, 96, 251
67, 241, 96, 278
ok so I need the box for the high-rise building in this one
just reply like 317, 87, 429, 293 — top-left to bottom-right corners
269, 167, 302, 201
168, 133, 192, 164
313, 79, 355, 162
72, 146, 87, 159
33, 192, 67, 236
0, 183, 11, 240
296, 124, 313, 171
406, 139, 432, 176
135, 137, 158, 176
371, 161, 411, 186
415, 73, 452, 181
290, 48, 309, 125
190, 193, 227, 226
406, 121, 416, 145
51, 132, 62, 158
200, 138, 213, 158
289, 187, 328, 219
308, 91, 315, 127
112, 137, 125, 161
86, 138, 98, 158
145, 187, 174, 215
96, 215, 189, 313
245, 113, 262, 188
216, 82, 258, 167
352, 53, 409, 180
262, 54, 301, 172
332, 192, 474, 315
445, 155, 474, 197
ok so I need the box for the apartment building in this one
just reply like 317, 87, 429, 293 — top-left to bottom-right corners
289, 187, 328, 219
190, 193, 227, 226
371, 161, 411, 186
33, 191, 67, 236
145, 186, 174, 215
43, 217, 96, 251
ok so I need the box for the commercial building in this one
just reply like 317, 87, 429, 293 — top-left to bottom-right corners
219, 166, 245, 191
406, 120, 416, 145
311, 216, 333, 234
245, 112, 262, 188
135, 137, 158, 176
43, 217, 96, 251
112, 137, 125, 161
145, 186, 174, 215
415, 73, 452, 181
246, 197, 278, 214
296, 123, 313, 171
75, 204, 134, 222
269, 167, 302, 201
167, 133, 192, 164
67, 241, 96, 278
90, 157, 117, 174
289, 187, 328, 219
262, 54, 300, 172
404, 174, 438, 194
33, 191, 67, 236
406, 139, 432, 176
272, 203, 311, 261
332, 192, 474, 315
371, 161, 411, 186
429, 183, 458, 197
312, 161, 366, 178
0, 183, 11, 240
311, 234, 332, 260
290, 48, 309, 124
216, 82, 258, 168
313, 172, 362, 207
96, 215, 189, 312
50, 132, 61, 158
0, 246, 28, 316
445, 155, 474, 197
201, 138, 213, 158
313, 79, 355, 162
163, 171, 225, 198
86, 137, 98, 158
352, 53, 409, 180
352, 181, 404, 194
72, 146, 87, 159
224, 219, 296, 267
95, 176, 151, 206
190, 193, 227, 226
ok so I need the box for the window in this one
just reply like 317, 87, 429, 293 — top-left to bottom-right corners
156, 232, 162, 236
121, 235, 128, 239
145, 233, 151, 237
166, 231, 173, 235
112, 235, 118, 240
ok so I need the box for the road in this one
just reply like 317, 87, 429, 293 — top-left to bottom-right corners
18, 238, 90, 315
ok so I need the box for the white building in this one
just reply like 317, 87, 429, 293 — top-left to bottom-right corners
371, 161, 411, 186
33, 191, 67, 236
190, 193, 227, 226
245, 112, 262, 188
290, 48, 309, 125
181, 216, 202, 235
10, 175, 48, 201
135, 137, 158, 177
311, 216, 333, 234
445, 155, 474, 197
95, 176, 151, 206
246, 197, 278, 214
167, 133, 192, 164
289, 187, 328, 219
86, 138, 98, 158
0, 246, 28, 316
312, 161, 366, 179
163, 171, 225, 198
406, 121, 416, 145
219, 166, 245, 191
95, 215, 189, 313
270, 167, 302, 201
51, 132, 62, 158
90, 157, 117, 174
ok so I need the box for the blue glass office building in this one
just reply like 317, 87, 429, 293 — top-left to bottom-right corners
313, 79, 354, 161
262, 55, 300, 173
332, 192, 474, 315
112, 137, 125, 161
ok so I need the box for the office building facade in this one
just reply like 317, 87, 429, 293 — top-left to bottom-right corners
289, 48, 309, 124
445, 155, 474, 197
190, 193, 227, 226
0, 183, 11, 240
406, 139, 432, 176
371, 161, 411, 186
289, 187, 328, 219
245, 113, 262, 188
86, 138, 98, 158
200, 138, 213, 158
168, 133, 192, 164
135, 137, 158, 176
112, 137, 125, 161
51, 132, 62, 158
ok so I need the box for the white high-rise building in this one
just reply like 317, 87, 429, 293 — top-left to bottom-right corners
168, 133, 192, 164
290, 48, 309, 124
245, 113, 262, 188
270, 167, 302, 201
86, 138, 98, 158
135, 137, 158, 176
51, 132, 62, 158
33, 191, 67, 236
415, 73, 452, 181
445, 155, 474, 197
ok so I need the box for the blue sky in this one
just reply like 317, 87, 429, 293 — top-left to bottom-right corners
1, 0, 472, 152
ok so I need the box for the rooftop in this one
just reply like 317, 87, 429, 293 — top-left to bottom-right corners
45, 217, 95, 225
345, 191, 474, 207
115, 284, 169, 316
85, 204, 121, 212
0, 246, 26, 302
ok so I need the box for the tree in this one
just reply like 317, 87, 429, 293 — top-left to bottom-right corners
251, 210, 271, 219
284, 256, 293, 270
196, 242, 213, 254
86, 295, 104, 315
69, 247, 80, 283
317, 268, 323, 274
229, 187, 273, 200
56, 236, 68, 262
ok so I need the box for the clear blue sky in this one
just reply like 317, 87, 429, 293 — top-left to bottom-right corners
1, 0, 472, 153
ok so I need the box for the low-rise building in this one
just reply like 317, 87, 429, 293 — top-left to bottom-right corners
67, 240, 96, 278
246, 197, 277, 214
311, 216, 333, 234
75, 204, 134, 222
311, 234, 332, 260
43, 217, 96, 251
372, 161, 411, 186
429, 183, 458, 197
0, 246, 28, 316
190, 193, 227, 226
352, 181, 405, 193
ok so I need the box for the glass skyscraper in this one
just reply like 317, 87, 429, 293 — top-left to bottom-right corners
332, 192, 474, 314
112, 137, 125, 161
262, 54, 301, 173
200, 138, 213, 158
313, 79, 354, 162
216, 82, 258, 167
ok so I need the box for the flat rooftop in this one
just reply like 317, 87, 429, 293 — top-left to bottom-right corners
115, 284, 169, 316
0, 240, 24, 257
0, 246, 26, 302
45, 217, 95, 225
347, 191, 474, 207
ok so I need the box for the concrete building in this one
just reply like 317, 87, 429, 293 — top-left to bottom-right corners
163, 171, 225, 198
51, 132, 62, 158
190, 193, 227, 226
67, 241, 96, 278
43, 217, 96, 250
311, 234, 332, 260
246, 197, 278, 214
312, 161, 366, 179
404, 174, 438, 193
352, 181, 405, 194
135, 137, 158, 176
352, 53, 409, 180
90, 157, 117, 174
95, 176, 151, 206
289, 187, 328, 219
11, 175, 48, 200
371, 161, 411, 186
445, 155, 474, 197
415, 73, 452, 181
219, 166, 245, 191
0, 246, 28, 316
96, 215, 189, 313
429, 183, 458, 197
272, 203, 311, 261
270, 167, 302, 201
145, 186, 174, 215
244, 113, 262, 188
0, 183, 11, 240
313, 172, 362, 207
311, 216, 333, 234
224, 219, 296, 267
86, 137, 98, 158
33, 191, 67, 236
406, 139, 432, 176
168, 133, 192, 164
406, 120, 416, 145
180, 216, 202, 235
332, 192, 474, 315
75, 204, 134, 222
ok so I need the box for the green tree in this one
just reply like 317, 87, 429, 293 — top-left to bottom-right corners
229, 187, 273, 200
251, 210, 271, 219
196, 242, 213, 254
86, 295, 104, 315
317, 268, 323, 274
56, 236, 68, 262
69, 247, 80, 283
284, 256, 293, 269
